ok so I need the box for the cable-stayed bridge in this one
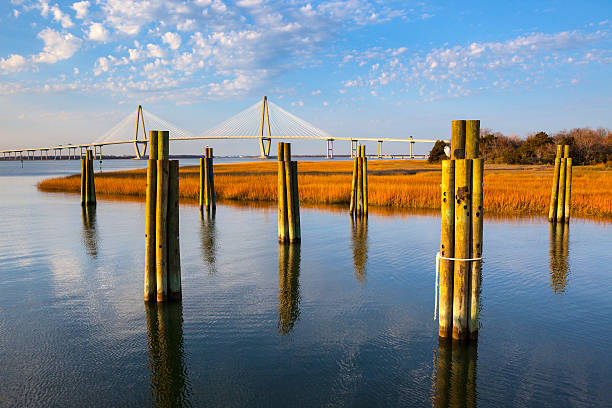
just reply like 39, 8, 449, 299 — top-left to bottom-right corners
0, 96, 439, 161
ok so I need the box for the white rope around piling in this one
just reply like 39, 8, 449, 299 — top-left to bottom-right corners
433, 252, 483, 321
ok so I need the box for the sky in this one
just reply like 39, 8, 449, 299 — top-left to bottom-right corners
0, 0, 611, 156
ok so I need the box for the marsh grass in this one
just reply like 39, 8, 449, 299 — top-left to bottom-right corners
38, 160, 612, 218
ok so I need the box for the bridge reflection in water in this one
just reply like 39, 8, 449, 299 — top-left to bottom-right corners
549, 223, 570, 294
200, 211, 218, 275
350, 216, 369, 283
80, 206, 98, 259
278, 244, 301, 335
433, 338, 478, 408
145, 302, 191, 407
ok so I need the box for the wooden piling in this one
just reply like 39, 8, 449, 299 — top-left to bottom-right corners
167, 160, 181, 301
206, 148, 216, 210
149, 131, 158, 160
159, 131, 169, 159
349, 156, 357, 213
451, 120, 466, 159
80, 157, 86, 206
362, 146, 368, 215
556, 157, 567, 223
284, 144, 297, 242
452, 159, 472, 341
356, 151, 363, 214
144, 159, 157, 302
290, 160, 301, 241
199, 157, 205, 210
548, 146, 562, 222
564, 158, 572, 223
439, 159, 455, 338
469, 158, 483, 340
278, 143, 289, 242
156, 159, 169, 302
156, 131, 170, 302
465, 120, 480, 160
87, 151, 96, 206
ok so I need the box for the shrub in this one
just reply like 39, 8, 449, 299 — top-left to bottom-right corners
428, 140, 448, 163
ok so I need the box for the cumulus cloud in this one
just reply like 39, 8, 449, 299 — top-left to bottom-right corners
93, 56, 109, 75
162, 32, 182, 50
88, 22, 109, 42
72, 1, 89, 19
34, 28, 82, 64
146, 43, 165, 58
0, 54, 28, 73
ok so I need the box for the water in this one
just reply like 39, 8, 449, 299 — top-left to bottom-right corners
0, 160, 611, 407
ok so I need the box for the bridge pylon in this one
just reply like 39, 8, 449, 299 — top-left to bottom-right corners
133, 105, 148, 159
259, 96, 272, 158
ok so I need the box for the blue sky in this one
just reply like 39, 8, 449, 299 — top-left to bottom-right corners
1, 0, 611, 156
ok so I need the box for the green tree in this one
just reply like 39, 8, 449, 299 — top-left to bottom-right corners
428, 140, 448, 163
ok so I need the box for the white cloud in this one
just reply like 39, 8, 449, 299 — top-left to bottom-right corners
13, 9, 20, 18
177, 19, 196, 31
162, 32, 182, 50
34, 28, 82, 64
146, 43, 165, 58
311, 89, 321, 95
72, 1, 89, 19
48, 3, 74, 28
93, 56, 109, 75
88, 22, 109, 42
0, 54, 28, 73
237, 0, 262, 7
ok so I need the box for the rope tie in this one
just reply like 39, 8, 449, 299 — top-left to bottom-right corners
433, 252, 483, 320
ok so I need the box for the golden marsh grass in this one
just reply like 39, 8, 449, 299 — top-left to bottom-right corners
37, 160, 612, 218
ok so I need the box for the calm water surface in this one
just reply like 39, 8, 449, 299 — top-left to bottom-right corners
0, 160, 611, 407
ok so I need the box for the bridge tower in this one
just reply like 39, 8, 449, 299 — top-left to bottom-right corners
259, 96, 272, 158
133, 105, 148, 159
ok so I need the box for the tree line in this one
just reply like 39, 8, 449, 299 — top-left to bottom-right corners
429, 127, 612, 165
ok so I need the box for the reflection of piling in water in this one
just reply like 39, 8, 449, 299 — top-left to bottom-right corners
350, 215, 368, 283
549, 223, 570, 294
200, 211, 217, 274
80, 205, 98, 258
145, 302, 190, 407
434, 338, 478, 408
278, 244, 301, 335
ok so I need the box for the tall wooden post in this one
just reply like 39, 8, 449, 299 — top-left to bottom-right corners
156, 131, 169, 302
564, 158, 572, 223
278, 143, 289, 242
206, 148, 216, 210
469, 158, 483, 340
452, 159, 472, 341
80, 157, 87, 206
548, 145, 563, 222
168, 160, 181, 301
451, 120, 466, 159
144, 159, 157, 301
277, 142, 300, 243
439, 160, 455, 338
362, 146, 368, 215
556, 157, 567, 223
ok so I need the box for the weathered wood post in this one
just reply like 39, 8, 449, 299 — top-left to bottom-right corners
206, 148, 216, 211
452, 158, 472, 341
277, 143, 300, 243
168, 160, 181, 301
564, 157, 572, 223
156, 133, 169, 302
278, 143, 289, 242
548, 145, 563, 221
469, 158, 483, 340
81, 150, 96, 206
144, 130, 181, 302
439, 119, 483, 342
144, 131, 158, 301
350, 146, 368, 216
439, 160, 455, 338
200, 148, 216, 212
349, 155, 358, 213
556, 155, 567, 223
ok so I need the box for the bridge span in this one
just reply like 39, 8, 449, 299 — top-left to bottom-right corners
0, 97, 445, 161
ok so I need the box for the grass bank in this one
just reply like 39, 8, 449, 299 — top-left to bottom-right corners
37, 160, 612, 218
